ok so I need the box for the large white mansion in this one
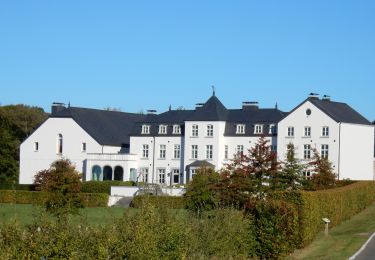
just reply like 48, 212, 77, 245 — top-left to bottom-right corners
19, 93, 375, 184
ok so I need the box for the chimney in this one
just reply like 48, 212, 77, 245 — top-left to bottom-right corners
195, 103, 204, 109
242, 101, 259, 110
308, 93, 319, 99
51, 102, 66, 115
147, 109, 157, 115
322, 95, 331, 101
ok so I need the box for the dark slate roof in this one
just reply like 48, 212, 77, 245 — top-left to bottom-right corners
186, 160, 215, 168
296, 97, 371, 125
51, 107, 146, 146
185, 95, 228, 121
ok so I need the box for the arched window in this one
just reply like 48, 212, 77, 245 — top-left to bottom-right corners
103, 166, 113, 181
57, 134, 63, 154
92, 165, 102, 181
114, 166, 124, 181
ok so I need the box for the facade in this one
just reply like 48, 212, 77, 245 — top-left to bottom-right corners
19, 94, 374, 184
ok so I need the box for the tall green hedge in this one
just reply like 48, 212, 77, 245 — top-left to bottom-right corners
272, 181, 375, 246
81, 181, 135, 194
0, 183, 36, 191
131, 195, 185, 209
0, 190, 108, 207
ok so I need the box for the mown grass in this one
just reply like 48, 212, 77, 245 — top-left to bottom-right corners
289, 202, 375, 259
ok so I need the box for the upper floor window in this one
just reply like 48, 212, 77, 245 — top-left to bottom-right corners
236, 145, 244, 156
304, 127, 311, 137
322, 126, 329, 137
269, 124, 277, 134
224, 145, 228, 159
142, 125, 150, 134
206, 145, 213, 159
207, 124, 213, 137
192, 125, 198, 137
34, 142, 39, 152
159, 144, 166, 159
287, 127, 294, 137
303, 144, 311, 159
191, 145, 198, 159
82, 142, 86, 152
321, 144, 329, 159
173, 125, 181, 134
57, 134, 63, 154
236, 124, 245, 134
159, 125, 167, 134
142, 144, 149, 158
254, 124, 263, 134
174, 144, 180, 159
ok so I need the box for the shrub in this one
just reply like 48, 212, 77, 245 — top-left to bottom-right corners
131, 195, 185, 209
81, 180, 135, 194
0, 183, 36, 191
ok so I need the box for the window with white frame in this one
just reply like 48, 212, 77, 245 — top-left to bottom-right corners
174, 144, 180, 159
303, 144, 311, 159
159, 144, 166, 159
206, 145, 213, 159
159, 125, 167, 134
269, 124, 277, 134
173, 125, 181, 134
304, 127, 311, 137
158, 168, 166, 184
236, 124, 245, 134
236, 145, 244, 156
57, 134, 63, 154
321, 144, 329, 159
140, 168, 149, 183
207, 124, 213, 137
142, 144, 149, 158
224, 145, 228, 159
287, 126, 294, 137
142, 125, 150, 134
322, 126, 329, 137
82, 142, 86, 152
172, 169, 180, 184
191, 145, 198, 159
34, 142, 39, 152
191, 169, 197, 179
192, 124, 199, 137
302, 170, 311, 179
254, 124, 263, 134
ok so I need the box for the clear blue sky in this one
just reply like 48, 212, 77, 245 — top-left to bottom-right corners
1, 1, 374, 120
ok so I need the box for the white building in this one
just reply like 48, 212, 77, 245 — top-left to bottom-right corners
19, 93, 374, 184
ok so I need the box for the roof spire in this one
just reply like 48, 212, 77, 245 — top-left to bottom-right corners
68, 101, 71, 108
212, 85, 216, 96
169, 104, 172, 111
275, 102, 278, 109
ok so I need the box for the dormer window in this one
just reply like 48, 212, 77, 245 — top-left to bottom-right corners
159, 125, 167, 134
269, 124, 277, 134
254, 124, 263, 134
142, 125, 150, 134
236, 124, 245, 134
173, 125, 181, 134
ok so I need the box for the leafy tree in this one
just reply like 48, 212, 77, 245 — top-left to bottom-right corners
309, 149, 337, 190
185, 167, 220, 214
277, 143, 304, 190
34, 159, 83, 218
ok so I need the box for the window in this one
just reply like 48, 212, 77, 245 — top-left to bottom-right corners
321, 144, 329, 159
159, 145, 166, 159
142, 125, 150, 134
82, 142, 86, 152
304, 127, 311, 137
140, 168, 149, 183
191, 145, 198, 159
306, 109, 312, 116
34, 142, 39, 152
287, 127, 294, 137
322, 126, 329, 137
269, 124, 277, 134
159, 125, 167, 134
224, 145, 228, 159
236, 145, 244, 156
206, 145, 213, 159
207, 124, 213, 137
236, 124, 245, 134
191, 169, 197, 179
192, 125, 198, 137
302, 170, 311, 179
158, 168, 166, 184
254, 124, 263, 134
57, 134, 63, 154
173, 125, 181, 134
174, 144, 180, 159
172, 169, 180, 184
271, 145, 277, 152
114, 166, 124, 181
142, 144, 149, 158
303, 144, 311, 159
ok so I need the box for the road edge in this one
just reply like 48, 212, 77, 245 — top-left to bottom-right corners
349, 232, 375, 260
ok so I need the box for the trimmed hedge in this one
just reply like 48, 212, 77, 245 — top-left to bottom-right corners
131, 195, 185, 209
0, 190, 108, 207
272, 181, 375, 247
0, 183, 36, 191
81, 181, 135, 194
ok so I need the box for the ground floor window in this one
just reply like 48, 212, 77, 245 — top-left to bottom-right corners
103, 166, 113, 181
140, 168, 149, 183
302, 170, 311, 179
130, 168, 137, 182
158, 168, 166, 184
92, 165, 102, 181
191, 169, 197, 179
172, 169, 180, 184
114, 166, 124, 181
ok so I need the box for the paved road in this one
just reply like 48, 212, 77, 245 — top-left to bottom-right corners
350, 233, 375, 260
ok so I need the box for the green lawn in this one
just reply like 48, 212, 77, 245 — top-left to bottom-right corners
0, 203, 128, 226
289, 202, 375, 259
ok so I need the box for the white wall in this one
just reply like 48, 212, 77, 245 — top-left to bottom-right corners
19, 118, 105, 184
339, 123, 374, 180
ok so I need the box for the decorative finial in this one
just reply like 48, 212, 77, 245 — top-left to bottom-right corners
68, 101, 71, 108
275, 102, 278, 109
169, 105, 172, 111
212, 85, 216, 96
